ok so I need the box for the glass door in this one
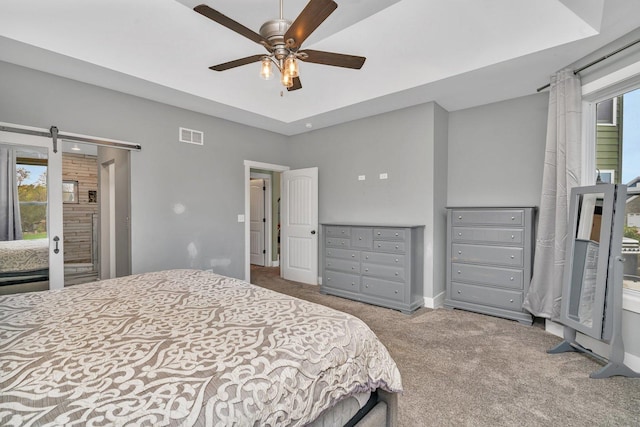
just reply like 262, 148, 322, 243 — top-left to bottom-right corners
0, 130, 63, 291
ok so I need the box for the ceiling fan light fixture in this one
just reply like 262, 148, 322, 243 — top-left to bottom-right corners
260, 57, 274, 80
284, 54, 299, 78
281, 69, 294, 88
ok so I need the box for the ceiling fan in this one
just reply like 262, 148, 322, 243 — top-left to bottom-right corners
193, 0, 366, 91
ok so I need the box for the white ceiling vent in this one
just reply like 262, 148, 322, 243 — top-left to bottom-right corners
179, 127, 204, 145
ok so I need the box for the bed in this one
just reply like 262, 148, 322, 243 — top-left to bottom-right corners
0, 269, 402, 426
0, 238, 49, 285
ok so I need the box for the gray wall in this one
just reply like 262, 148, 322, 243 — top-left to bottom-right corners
0, 60, 289, 279
448, 93, 549, 206
287, 102, 449, 303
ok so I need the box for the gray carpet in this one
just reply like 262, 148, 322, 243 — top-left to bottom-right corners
250, 266, 640, 426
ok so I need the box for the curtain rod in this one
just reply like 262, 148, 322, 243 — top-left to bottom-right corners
536, 37, 640, 92
0, 124, 142, 151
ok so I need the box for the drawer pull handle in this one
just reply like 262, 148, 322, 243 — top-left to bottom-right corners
352, 254, 355, 258
457, 290, 461, 294
365, 268, 369, 272
378, 244, 382, 248
509, 299, 514, 303
457, 270, 461, 274
458, 232, 462, 236
511, 235, 515, 239
458, 251, 462, 255
510, 277, 514, 281
395, 233, 399, 236
342, 231, 345, 234
359, 237, 362, 240
328, 278, 331, 281
510, 255, 515, 259
366, 285, 369, 288
395, 272, 399, 276
351, 282, 355, 286
458, 215, 463, 220
511, 216, 515, 220
395, 245, 399, 249
395, 259, 399, 263
394, 290, 398, 294
352, 267, 355, 270
366, 256, 369, 259
377, 232, 381, 235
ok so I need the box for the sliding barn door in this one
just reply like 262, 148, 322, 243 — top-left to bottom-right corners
280, 167, 318, 284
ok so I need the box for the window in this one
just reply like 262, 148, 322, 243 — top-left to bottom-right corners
594, 88, 640, 293
62, 180, 79, 203
16, 158, 48, 239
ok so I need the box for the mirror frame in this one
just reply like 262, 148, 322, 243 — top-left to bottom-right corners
560, 184, 616, 339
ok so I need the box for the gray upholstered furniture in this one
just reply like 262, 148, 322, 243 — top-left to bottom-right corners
444, 207, 535, 325
321, 224, 424, 314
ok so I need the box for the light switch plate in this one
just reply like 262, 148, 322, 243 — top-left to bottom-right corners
358, 175, 366, 181
379, 173, 388, 179
237, 214, 245, 222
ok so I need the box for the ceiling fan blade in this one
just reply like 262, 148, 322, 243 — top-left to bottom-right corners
299, 49, 366, 69
194, 4, 270, 47
287, 77, 302, 91
284, 0, 337, 49
209, 54, 265, 71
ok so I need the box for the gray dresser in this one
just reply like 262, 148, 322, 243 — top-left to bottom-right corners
321, 224, 424, 314
444, 207, 535, 325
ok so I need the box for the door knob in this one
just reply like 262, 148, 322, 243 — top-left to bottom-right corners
310, 230, 316, 235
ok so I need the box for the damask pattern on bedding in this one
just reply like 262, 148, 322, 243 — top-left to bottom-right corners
0, 269, 402, 426
0, 238, 48, 273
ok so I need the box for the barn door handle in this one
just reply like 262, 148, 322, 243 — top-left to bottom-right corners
53, 236, 60, 254
310, 230, 316, 235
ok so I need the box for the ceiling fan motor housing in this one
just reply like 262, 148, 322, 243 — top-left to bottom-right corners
260, 19, 292, 59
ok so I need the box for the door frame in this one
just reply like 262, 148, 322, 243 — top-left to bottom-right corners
244, 160, 289, 282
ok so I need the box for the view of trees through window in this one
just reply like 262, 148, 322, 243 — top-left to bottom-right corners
16, 161, 48, 239
596, 88, 640, 291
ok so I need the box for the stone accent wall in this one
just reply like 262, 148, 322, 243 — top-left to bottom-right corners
63, 153, 98, 264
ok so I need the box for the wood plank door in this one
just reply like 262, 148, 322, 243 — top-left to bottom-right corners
280, 167, 318, 284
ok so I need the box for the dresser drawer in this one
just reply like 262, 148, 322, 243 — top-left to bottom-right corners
362, 251, 405, 267
452, 243, 523, 267
325, 226, 351, 238
362, 263, 405, 282
451, 209, 524, 226
452, 227, 524, 245
451, 263, 524, 290
374, 241, 406, 253
325, 258, 360, 274
374, 228, 406, 240
351, 228, 373, 249
451, 282, 523, 311
362, 277, 405, 302
324, 271, 360, 292
326, 247, 360, 261
326, 237, 350, 248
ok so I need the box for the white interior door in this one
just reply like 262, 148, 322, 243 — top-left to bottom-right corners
250, 178, 266, 266
281, 167, 318, 284
0, 128, 64, 290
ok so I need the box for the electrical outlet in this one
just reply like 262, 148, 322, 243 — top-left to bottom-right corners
237, 214, 245, 223
379, 173, 388, 180
358, 175, 366, 181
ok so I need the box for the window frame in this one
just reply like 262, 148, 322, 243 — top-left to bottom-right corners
581, 63, 640, 312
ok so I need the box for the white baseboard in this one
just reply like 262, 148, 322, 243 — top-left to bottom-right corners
545, 319, 640, 373
317, 276, 322, 286
424, 291, 445, 309
271, 260, 280, 267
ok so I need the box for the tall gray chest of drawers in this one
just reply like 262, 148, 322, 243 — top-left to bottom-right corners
321, 224, 424, 314
444, 207, 535, 325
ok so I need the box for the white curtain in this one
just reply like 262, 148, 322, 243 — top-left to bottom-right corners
523, 68, 582, 319
0, 146, 23, 241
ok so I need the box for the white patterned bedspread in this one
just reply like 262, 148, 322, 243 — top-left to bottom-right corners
0, 269, 402, 426
0, 238, 48, 273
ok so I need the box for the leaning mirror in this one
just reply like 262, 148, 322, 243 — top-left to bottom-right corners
560, 184, 615, 339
